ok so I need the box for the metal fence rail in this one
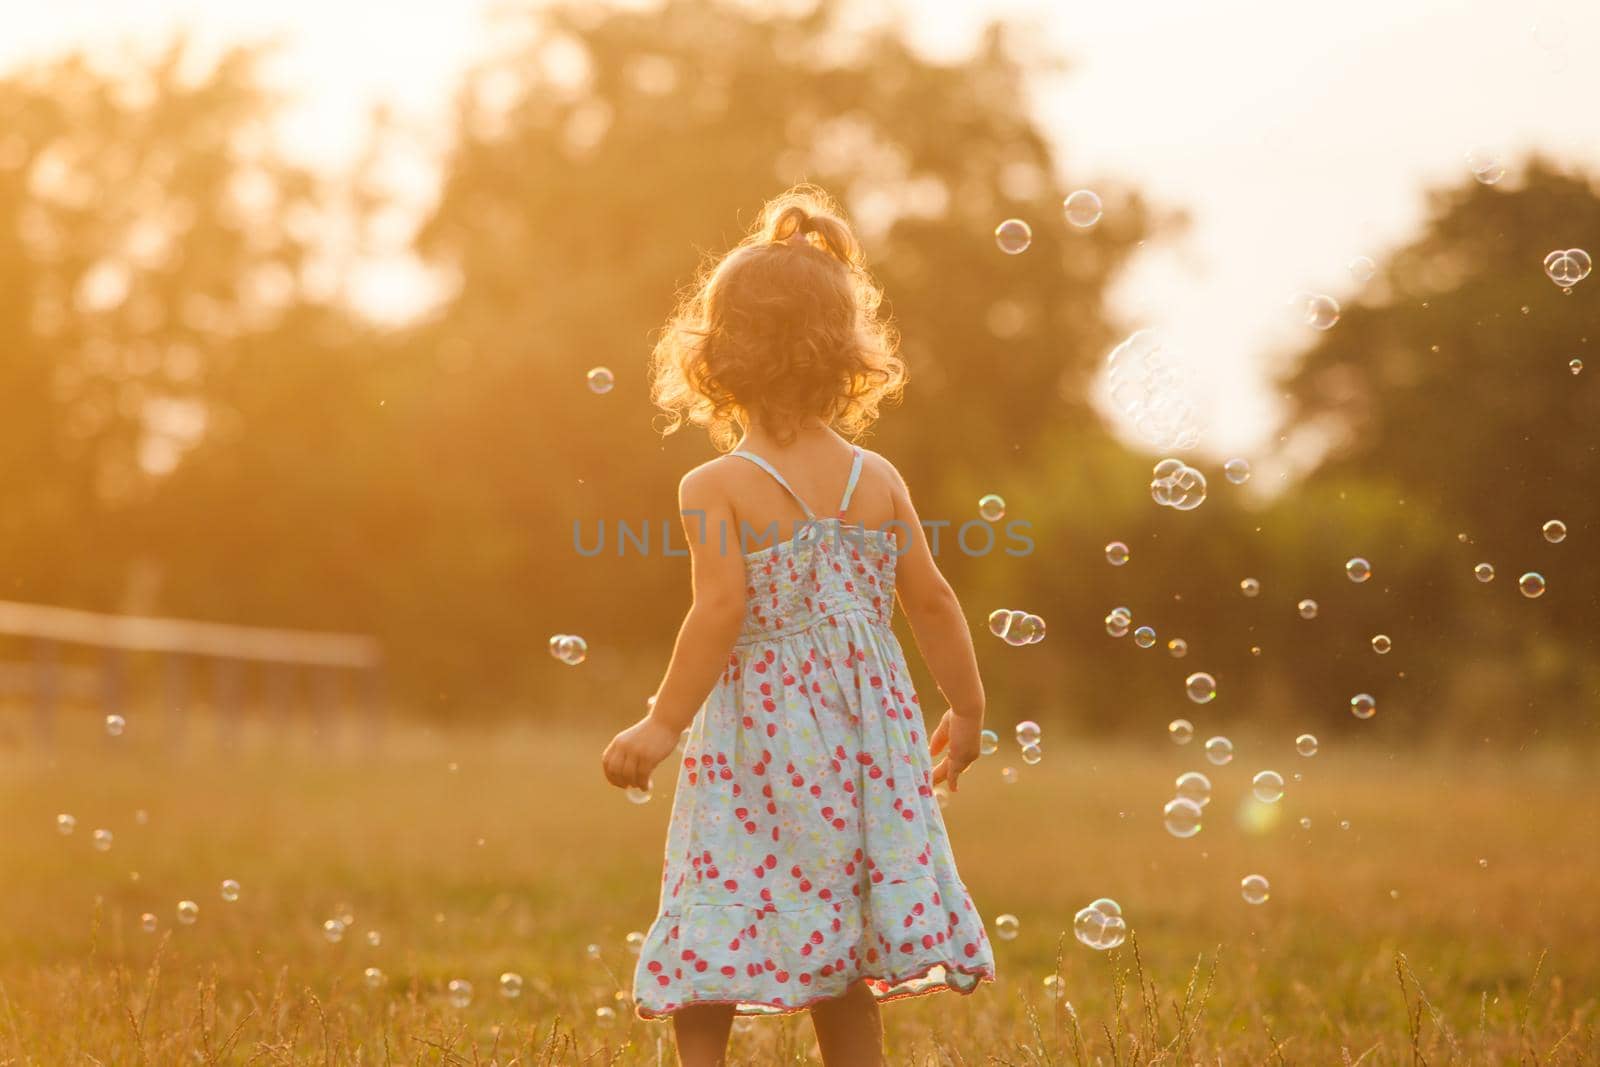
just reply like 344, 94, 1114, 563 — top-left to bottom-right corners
0, 600, 384, 745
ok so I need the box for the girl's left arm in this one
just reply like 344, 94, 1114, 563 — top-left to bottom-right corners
601, 464, 747, 790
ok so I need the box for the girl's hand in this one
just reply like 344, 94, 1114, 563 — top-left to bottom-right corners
929, 709, 982, 792
601, 716, 679, 791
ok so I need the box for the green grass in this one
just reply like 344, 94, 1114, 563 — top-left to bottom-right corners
0, 719, 1595, 1063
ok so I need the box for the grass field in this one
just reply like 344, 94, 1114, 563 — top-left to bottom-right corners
2, 718, 1597, 1064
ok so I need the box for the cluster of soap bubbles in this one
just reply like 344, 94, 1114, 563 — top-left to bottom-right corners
988, 609, 1046, 645
1014, 720, 1043, 765
1108, 331, 1202, 451
1543, 248, 1591, 291
1150, 458, 1207, 511
1072, 898, 1127, 950
1163, 770, 1208, 838
1105, 605, 1133, 637
994, 191, 1104, 253
586, 367, 615, 394
548, 634, 588, 666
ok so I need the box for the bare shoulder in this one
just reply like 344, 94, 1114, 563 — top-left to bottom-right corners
678, 455, 743, 506
854, 447, 909, 492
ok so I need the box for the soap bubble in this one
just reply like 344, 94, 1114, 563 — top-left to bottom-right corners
366, 930, 382, 947
980, 729, 999, 756
1303, 294, 1340, 330
1042, 974, 1065, 999
1542, 520, 1566, 543
105, 714, 126, 737
1020, 742, 1043, 766
1474, 563, 1495, 583
586, 943, 602, 960
1223, 458, 1251, 485
1371, 634, 1392, 654
56, 813, 76, 835
1240, 874, 1271, 905
1348, 255, 1376, 283
1297, 599, 1318, 620
1001, 767, 1018, 784
140, 913, 158, 933
1467, 150, 1504, 185
978, 494, 1006, 522
363, 966, 385, 988
1174, 771, 1212, 807
447, 979, 473, 1009
994, 913, 1021, 940
626, 783, 653, 805
1204, 736, 1233, 765
1340, 819, 1351, 831
1299, 817, 1312, 830
499, 972, 524, 999
548, 634, 587, 665
1518, 572, 1546, 598
1063, 189, 1103, 228
1133, 626, 1156, 648
1151, 462, 1207, 511
1240, 577, 1260, 597
1072, 898, 1126, 951
1295, 733, 1318, 757
1345, 557, 1372, 583
595, 1005, 618, 1025
1108, 331, 1203, 451
1350, 693, 1377, 720
176, 900, 199, 925
220, 879, 240, 903
586, 366, 615, 394
1005, 613, 1047, 646
625, 930, 646, 954
1167, 638, 1188, 658
994, 219, 1032, 255
1168, 719, 1194, 744
1105, 611, 1131, 638
1571, 358, 1584, 375
1105, 541, 1130, 566
988, 608, 1015, 638
1163, 797, 1204, 838
1543, 248, 1592, 290
1015, 720, 1042, 746
1185, 673, 1217, 704
323, 919, 346, 943
91, 828, 113, 852
1251, 770, 1285, 803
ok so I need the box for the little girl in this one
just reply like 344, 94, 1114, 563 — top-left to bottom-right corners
602, 187, 994, 1066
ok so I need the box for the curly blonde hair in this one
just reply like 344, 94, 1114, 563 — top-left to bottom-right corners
650, 186, 904, 451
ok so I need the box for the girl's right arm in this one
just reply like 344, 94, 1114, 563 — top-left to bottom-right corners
880, 458, 986, 790
601, 462, 747, 790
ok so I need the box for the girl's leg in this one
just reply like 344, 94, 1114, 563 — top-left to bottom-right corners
672, 1003, 735, 1067
809, 980, 884, 1067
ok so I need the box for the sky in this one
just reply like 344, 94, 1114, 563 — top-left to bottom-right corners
3, 0, 1598, 456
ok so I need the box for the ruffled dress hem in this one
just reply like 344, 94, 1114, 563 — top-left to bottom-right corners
634, 960, 995, 1020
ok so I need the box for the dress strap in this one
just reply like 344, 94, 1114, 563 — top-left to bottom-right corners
837, 447, 864, 517
729, 450, 817, 521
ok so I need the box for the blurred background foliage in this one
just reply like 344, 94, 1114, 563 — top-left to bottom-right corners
1, 0, 1595, 738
